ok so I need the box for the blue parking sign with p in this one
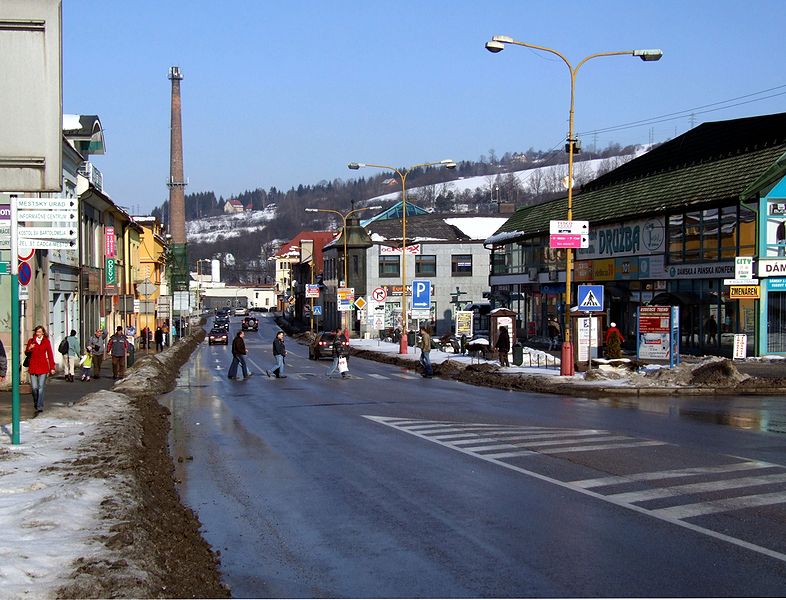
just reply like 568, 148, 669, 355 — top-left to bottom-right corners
412, 279, 431, 309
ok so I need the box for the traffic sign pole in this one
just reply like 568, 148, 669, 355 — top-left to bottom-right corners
9, 196, 21, 444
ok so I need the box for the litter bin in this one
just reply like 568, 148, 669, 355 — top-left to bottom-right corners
407, 331, 417, 347
512, 342, 523, 366
126, 344, 136, 368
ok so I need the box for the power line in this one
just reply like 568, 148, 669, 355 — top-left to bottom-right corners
578, 83, 786, 136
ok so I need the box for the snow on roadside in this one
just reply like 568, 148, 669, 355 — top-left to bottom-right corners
0, 393, 126, 599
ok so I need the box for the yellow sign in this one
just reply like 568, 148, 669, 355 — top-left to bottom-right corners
729, 285, 760, 299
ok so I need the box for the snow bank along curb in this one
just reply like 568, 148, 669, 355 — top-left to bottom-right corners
346, 345, 786, 397
55, 327, 228, 598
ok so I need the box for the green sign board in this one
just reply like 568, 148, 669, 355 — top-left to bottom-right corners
0, 261, 9, 275
105, 258, 116, 286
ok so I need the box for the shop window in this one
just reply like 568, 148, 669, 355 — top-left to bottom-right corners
720, 206, 737, 259
701, 208, 719, 260
415, 255, 437, 277
379, 256, 400, 278
739, 204, 756, 257
668, 214, 684, 263
768, 292, 786, 353
684, 211, 701, 261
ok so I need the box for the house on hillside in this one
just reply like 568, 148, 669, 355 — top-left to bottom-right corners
223, 199, 244, 214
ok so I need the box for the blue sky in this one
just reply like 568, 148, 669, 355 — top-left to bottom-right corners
62, 1, 786, 214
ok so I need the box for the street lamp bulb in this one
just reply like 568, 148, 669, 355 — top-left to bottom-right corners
348, 162, 363, 170
633, 49, 663, 61
485, 40, 505, 53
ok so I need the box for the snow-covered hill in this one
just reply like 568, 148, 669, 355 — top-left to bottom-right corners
185, 204, 277, 244
362, 150, 648, 205
184, 148, 650, 244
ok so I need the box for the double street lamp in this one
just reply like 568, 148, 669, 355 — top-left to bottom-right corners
305, 205, 380, 339
348, 160, 456, 354
485, 36, 662, 375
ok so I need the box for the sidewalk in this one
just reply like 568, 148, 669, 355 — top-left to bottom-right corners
0, 360, 116, 426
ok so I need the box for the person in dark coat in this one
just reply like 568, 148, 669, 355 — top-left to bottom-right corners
154, 327, 164, 352
228, 330, 251, 379
495, 325, 510, 367
266, 331, 287, 378
0, 337, 7, 383
325, 328, 348, 379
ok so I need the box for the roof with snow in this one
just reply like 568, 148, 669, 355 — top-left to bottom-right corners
487, 112, 786, 245
366, 213, 505, 243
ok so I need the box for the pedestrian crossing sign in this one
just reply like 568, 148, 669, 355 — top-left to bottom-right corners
577, 285, 604, 311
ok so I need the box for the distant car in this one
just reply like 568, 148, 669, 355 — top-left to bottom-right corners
208, 327, 229, 345
214, 317, 230, 330
234, 306, 249, 316
258, 307, 269, 312
215, 307, 231, 318
309, 331, 348, 360
241, 316, 258, 332
249, 307, 264, 313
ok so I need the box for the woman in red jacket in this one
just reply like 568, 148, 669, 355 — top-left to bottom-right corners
25, 325, 56, 417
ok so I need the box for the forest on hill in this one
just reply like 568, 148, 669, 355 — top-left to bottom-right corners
151, 143, 644, 284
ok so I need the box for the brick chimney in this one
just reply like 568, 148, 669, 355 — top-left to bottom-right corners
167, 66, 186, 244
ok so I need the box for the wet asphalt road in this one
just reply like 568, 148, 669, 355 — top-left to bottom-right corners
162, 315, 786, 598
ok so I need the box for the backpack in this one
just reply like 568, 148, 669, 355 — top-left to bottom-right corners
58, 338, 69, 354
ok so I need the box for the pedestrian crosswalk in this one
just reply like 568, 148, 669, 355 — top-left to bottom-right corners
364, 415, 786, 564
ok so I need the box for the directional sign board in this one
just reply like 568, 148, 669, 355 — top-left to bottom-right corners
18, 238, 75, 250
577, 284, 604, 311
18, 226, 77, 240
17, 210, 77, 222
550, 233, 589, 249
16, 198, 76, 210
550, 220, 589, 235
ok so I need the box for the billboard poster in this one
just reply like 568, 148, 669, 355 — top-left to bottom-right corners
455, 310, 473, 337
638, 305, 671, 360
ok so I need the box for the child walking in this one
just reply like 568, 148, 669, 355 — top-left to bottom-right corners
80, 349, 93, 381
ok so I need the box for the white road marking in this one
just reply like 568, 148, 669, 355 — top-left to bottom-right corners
368, 373, 391, 379
363, 415, 786, 564
609, 473, 786, 504
653, 491, 786, 520
545, 440, 668, 454
571, 461, 777, 489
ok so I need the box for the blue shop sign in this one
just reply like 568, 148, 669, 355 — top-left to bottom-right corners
769, 278, 786, 291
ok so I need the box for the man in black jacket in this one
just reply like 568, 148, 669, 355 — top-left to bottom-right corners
228, 330, 251, 379
266, 331, 287, 378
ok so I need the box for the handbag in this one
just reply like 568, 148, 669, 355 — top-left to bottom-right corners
337, 356, 349, 373
23, 351, 31, 367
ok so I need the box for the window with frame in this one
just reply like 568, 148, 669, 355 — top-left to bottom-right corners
415, 255, 437, 277
379, 255, 400, 278
668, 204, 756, 263
452, 254, 473, 276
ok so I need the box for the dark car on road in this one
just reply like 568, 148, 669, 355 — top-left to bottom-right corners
241, 316, 258, 332
208, 327, 229, 345
309, 331, 348, 360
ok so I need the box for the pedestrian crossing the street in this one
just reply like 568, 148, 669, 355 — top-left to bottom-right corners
365, 416, 786, 564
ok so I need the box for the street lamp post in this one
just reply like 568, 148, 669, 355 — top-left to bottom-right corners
485, 36, 662, 375
304, 206, 381, 340
348, 160, 456, 354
